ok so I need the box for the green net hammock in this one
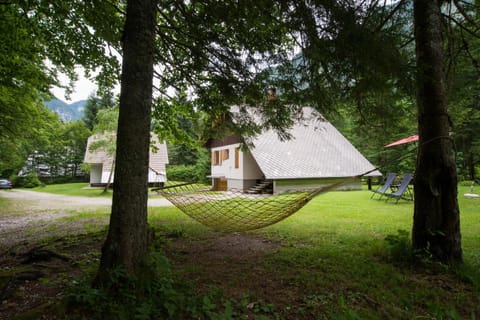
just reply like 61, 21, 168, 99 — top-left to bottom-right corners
156, 179, 353, 232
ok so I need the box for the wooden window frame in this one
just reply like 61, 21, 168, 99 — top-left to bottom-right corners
212, 149, 231, 166
234, 147, 240, 169
221, 149, 229, 161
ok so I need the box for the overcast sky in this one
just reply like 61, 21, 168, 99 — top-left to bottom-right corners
51, 74, 97, 103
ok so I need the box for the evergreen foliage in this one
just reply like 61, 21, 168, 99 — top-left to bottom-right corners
83, 91, 117, 130
447, 2, 480, 180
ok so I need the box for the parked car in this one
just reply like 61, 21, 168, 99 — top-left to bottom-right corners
0, 179, 12, 189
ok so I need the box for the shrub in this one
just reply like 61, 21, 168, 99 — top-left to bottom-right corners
167, 165, 198, 183
9, 174, 19, 187
11, 172, 42, 188
167, 161, 210, 184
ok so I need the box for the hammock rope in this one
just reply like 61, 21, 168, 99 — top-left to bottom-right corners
155, 178, 355, 232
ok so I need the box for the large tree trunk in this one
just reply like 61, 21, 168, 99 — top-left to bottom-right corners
95, 0, 157, 283
412, 0, 462, 264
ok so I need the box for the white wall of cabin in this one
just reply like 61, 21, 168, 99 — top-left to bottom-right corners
148, 168, 166, 183
210, 143, 263, 190
210, 144, 235, 178
101, 171, 112, 184
241, 150, 263, 180
89, 164, 103, 184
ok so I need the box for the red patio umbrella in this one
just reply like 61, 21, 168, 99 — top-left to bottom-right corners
384, 134, 419, 148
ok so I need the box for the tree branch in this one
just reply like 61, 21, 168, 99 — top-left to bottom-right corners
452, 0, 479, 31
374, 0, 408, 33
443, 14, 480, 41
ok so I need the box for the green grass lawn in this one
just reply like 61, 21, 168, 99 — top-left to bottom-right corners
23, 182, 479, 268
7, 182, 478, 318
31, 182, 477, 264
147, 185, 480, 319
151, 185, 478, 258
30, 182, 112, 197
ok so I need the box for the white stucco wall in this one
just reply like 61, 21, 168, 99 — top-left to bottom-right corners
210, 144, 238, 179
148, 169, 166, 183
241, 150, 263, 180
210, 144, 263, 182
89, 164, 103, 184
227, 178, 258, 191
101, 171, 112, 184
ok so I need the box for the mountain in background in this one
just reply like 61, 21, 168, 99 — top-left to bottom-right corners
44, 99, 87, 122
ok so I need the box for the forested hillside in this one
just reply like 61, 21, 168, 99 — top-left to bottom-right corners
44, 99, 86, 122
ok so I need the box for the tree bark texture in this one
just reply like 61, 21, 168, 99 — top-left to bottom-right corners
96, 0, 157, 281
412, 0, 462, 263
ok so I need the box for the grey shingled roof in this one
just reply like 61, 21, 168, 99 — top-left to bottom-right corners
245, 107, 381, 179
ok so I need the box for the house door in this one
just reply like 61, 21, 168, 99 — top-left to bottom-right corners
213, 178, 227, 191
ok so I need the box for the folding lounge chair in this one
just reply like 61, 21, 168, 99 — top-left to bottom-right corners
371, 172, 397, 200
386, 173, 414, 203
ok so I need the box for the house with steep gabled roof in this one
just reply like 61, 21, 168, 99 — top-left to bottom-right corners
205, 106, 381, 194
84, 132, 169, 187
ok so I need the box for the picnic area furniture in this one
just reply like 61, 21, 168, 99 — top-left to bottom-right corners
386, 173, 414, 203
371, 172, 397, 200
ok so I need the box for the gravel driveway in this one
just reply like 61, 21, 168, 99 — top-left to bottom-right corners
0, 189, 172, 210
0, 189, 172, 248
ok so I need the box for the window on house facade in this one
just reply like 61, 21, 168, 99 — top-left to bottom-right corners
211, 150, 220, 165
221, 149, 229, 161
234, 147, 239, 168
211, 148, 229, 166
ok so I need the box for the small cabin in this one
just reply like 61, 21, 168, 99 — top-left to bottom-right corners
205, 107, 381, 194
84, 132, 169, 187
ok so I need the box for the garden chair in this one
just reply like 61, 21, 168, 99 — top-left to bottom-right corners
386, 173, 414, 204
370, 172, 397, 200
